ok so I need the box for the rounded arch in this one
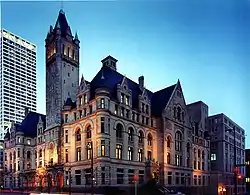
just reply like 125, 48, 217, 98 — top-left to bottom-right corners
114, 120, 125, 130
146, 131, 154, 139
126, 123, 136, 134
137, 128, 145, 137
175, 130, 183, 140
166, 134, 172, 148
73, 125, 82, 135
83, 119, 94, 130
146, 132, 153, 146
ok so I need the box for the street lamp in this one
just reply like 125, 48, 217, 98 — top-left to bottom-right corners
87, 141, 94, 195
225, 127, 237, 195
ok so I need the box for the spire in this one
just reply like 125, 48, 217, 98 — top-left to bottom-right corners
54, 9, 70, 37
59, 9, 65, 15
75, 31, 79, 40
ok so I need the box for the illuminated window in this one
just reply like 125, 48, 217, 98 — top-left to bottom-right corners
175, 154, 182, 166
101, 140, 105, 156
128, 127, 134, 141
138, 149, 143, 162
211, 153, 216, 161
101, 98, 105, 109
128, 147, 133, 161
116, 144, 122, 159
87, 143, 92, 160
86, 126, 91, 139
246, 178, 250, 182
76, 147, 81, 161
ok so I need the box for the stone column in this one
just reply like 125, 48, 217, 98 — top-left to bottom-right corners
133, 134, 139, 161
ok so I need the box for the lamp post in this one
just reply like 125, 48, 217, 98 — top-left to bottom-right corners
225, 127, 237, 195
87, 142, 94, 195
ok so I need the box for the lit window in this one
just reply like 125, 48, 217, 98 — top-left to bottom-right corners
101, 141, 105, 157
27, 139, 31, 145
128, 147, 133, 161
76, 147, 81, 161
116, 144, 122, 159
138, 149, 143, 162
101, 98, 105, 109
246, 178, 250, 182
211, 153, 216, 161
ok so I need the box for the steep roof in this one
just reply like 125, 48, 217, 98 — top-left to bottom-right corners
4, 112, 46, 139
54, 10, 71, 37
89, 64, 176, 115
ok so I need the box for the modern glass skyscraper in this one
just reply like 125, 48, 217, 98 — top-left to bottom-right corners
0, 29, 37, 140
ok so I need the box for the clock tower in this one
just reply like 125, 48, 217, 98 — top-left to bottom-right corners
45, 9, 80, 128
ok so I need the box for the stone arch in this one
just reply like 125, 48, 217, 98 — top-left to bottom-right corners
114, 120, 125, 130
175, 130, 183, 140
146, 132, 153, 146
83, 119, 94, 130
137, 128, 145, 137
73, 124, 82, 134
165, 134, 172, 148
115, 121, 124, 138
126, 123, 136, 133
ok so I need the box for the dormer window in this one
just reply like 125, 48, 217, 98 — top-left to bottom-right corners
125, 95, 129, 105
177, 107, 181, 121
120, 93, 124, 103
84, 94, 87, 104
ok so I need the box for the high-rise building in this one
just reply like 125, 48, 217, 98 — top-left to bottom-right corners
0, 29, 37, 139
208, 114, 245, 194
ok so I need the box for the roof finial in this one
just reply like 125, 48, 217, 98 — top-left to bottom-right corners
60, 0, 65, 14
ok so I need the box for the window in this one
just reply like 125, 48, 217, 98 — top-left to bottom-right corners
101, 140, 105, 156
86, 126, 91, 139
27, 151, 31, 159
177, 107, 181, 121
175, 154, 182, 166
167, 153, 171, 164
138, 149, 143, 162
79, 96, 82, 105
167, 136, 171, 148
101, 117, 105, 133
120, 93, 124, 103
114, 105, 118, 115
18, 137, 21, 143
128, 147, 133, 161
116, 124, 123, 139
128, 127, 134, 142
116, 144, 122, 159
87, 143, 92, 159
76, 129, 81, 141
139, 131, 144, 143
76, 147, 81, 161
147, 134, 152, 146
125, 95, 129, 105
65, 149, 68, 162
211, 153, 216, 161
65, 134, 68, 143
147, 151, 152, 160
175, 131, 182, 151
100, 98, 105, 109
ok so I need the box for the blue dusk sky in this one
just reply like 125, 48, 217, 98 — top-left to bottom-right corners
1, 1, 249, 146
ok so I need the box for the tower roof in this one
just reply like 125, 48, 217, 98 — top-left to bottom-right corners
54, 9, 71, 37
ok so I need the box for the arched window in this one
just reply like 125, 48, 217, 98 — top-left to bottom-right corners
27, 151, 31, 159
167, 136, 171, 148
177, 107, 181, 121
116, 123, 123, 138
128, 127, 134, 141
193, 148, 197, 159
86, 125, 91, 139
76, 128, 81, 141
9, 153, 12, 160
138, 131, 144, 143
13, 151, 16, 159
147, 133, 153, 146
175, 131, 182, 151
198, 149, 201, 158
202, 151, 205, 160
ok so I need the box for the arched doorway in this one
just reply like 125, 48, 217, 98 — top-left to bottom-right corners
56, 172, 64, 189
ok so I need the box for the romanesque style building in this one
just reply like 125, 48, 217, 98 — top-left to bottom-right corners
3, 10, 211, 192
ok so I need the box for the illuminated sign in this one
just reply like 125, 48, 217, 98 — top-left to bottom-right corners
1, 29, 36, 51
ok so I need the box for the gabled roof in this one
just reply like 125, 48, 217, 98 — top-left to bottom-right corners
18, 112, 46, 138
151, 84, 177, 116
90, 65, 154, 109
90, 64, 176, 114
4, 112, 46, 139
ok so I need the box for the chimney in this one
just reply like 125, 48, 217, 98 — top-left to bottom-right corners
138, 76, 144, 89
24, 107, 30, 117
